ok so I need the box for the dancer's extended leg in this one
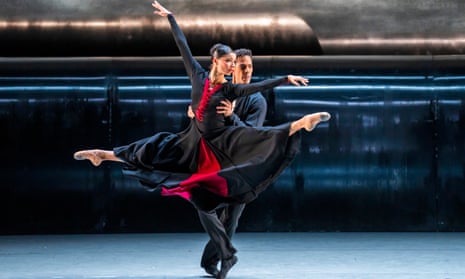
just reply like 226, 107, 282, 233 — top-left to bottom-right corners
73, 149, 123, 166
289, 112, 331, 136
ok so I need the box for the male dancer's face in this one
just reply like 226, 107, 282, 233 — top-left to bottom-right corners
233, 55, 253, 84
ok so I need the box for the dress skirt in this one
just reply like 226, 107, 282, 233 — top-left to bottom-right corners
113, 120, 301, 211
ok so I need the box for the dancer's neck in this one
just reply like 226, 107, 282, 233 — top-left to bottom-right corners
209, 73, 226, 87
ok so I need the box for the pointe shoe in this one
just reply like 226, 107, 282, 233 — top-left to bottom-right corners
217, 255, 237, 279
73, 150, 103, 167
320, 112, 331, 122
304, 112, 331, 132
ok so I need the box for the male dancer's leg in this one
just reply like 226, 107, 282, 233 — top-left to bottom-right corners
223, 203, 246, 235
197, 208, 237, 277
201, 203, 245, 270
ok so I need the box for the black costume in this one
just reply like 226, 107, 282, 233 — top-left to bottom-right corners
114, 14, 301, 210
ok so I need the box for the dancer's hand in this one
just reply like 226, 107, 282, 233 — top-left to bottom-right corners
152, 1, 171, 17
187, 105, 195, 119
216, 100, 233, 117
287, 75, 309, 86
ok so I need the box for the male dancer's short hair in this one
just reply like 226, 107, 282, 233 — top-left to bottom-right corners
234, 48, 252, 58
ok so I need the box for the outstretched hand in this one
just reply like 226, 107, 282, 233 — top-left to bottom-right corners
152, 1, 171, 17
287, 75, 309, 86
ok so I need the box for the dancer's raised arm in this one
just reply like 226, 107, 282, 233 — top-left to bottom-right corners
152, 0, 170, 16
152, 1, 203, 80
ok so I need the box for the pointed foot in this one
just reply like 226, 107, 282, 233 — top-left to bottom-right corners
73, 150, 103, 167
304, 112, 331, 132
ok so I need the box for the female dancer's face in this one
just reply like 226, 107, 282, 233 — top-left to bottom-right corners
213, 53, 236, 76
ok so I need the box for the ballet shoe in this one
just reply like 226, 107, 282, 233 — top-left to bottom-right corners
217, 255, 237, 279
320, 112, 331, 122
73, 150, 103, 167
304, 112, 331, 132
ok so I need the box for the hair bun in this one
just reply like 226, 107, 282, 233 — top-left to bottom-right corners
210, 43, 233, 58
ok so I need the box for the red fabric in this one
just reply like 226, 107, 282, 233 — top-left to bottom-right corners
161, 78, 227, 200
195, 79, 222, 121
161, 138, 228, 200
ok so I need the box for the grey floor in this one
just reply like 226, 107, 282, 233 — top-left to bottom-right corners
1, 232, 465, 279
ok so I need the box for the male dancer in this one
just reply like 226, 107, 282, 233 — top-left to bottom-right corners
194, 48, 267, 277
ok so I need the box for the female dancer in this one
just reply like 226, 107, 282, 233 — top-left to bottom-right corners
74, 1, 330, 278
75, 1, 329, 204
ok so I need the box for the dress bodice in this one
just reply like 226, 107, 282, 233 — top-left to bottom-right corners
167, 14, 287, 138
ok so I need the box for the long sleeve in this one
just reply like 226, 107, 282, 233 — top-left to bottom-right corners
167, 14, 204, 80
230, 77, 288, 98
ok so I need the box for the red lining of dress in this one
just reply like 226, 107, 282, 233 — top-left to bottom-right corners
161, 135, 228, 200
161, 79, 228, 200
195, 79, 223, 121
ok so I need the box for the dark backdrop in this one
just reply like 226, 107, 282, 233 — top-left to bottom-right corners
1, 0, 465, 234
1, 56, 465, 234
2, 0, 465, 56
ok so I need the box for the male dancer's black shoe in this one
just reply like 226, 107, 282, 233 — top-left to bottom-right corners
216, 255, 237, 279
204, 264, 219, 277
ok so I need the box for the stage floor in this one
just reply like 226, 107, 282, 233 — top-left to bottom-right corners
1, 232, 464, 279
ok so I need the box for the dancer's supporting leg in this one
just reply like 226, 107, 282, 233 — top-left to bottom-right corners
201, 203, 246, 276
197, 208, 238, 279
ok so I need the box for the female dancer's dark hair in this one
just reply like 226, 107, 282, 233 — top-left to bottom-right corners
210, 43, 233, 58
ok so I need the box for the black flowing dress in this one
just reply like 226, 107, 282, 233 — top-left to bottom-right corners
114, 14, 301, 211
